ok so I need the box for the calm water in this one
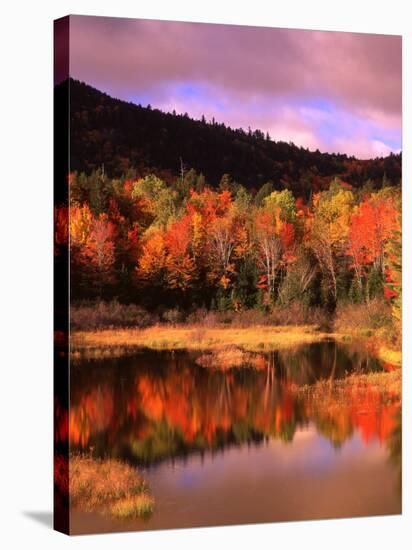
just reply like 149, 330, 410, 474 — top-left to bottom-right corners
68, 342, 401, 534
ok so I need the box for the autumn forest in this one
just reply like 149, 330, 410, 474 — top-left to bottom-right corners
61, 169, 401, 324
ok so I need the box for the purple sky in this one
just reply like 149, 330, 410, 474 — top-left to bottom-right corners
68, 15, 401, 159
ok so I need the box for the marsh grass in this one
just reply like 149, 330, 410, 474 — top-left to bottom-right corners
70, 301, 401, 367
69, 455, 154, 520
70, 346, 142, 361
376, 347, 402, 367
334, 299, 401, 367
293, 369, 401, 401
71, 324, 334, 355
195, 346, 265, 369
110, 495, 155, 520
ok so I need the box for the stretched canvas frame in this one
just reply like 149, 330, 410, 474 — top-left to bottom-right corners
54, 15, 402, 535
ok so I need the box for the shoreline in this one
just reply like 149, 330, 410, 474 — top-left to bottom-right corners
292, 368, 401, 399
71, 325, 337, 354
70, 324, 401, 368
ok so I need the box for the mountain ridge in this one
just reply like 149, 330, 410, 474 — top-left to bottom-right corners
57, 78, 401, 192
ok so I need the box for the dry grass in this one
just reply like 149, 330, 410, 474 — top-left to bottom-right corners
334, 300, 402, 368
334, 299, 392, 334
338, 332, 402, 369
293, 369, 401, 400
71, 324, 334, 354
110, 494, 155, 520
69, 455, 153, 520
195, 347, 265, 369
70, 346, 142, 362
363, 334, 402, 368
377, 346, 402, 367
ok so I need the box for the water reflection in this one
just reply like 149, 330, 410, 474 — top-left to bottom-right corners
64, 342, 401, 532
67, 343, 400, 465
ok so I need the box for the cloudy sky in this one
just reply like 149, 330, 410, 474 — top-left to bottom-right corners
68, 15, 402, 159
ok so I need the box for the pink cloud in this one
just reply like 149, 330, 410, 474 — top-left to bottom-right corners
67, 15, 401, 158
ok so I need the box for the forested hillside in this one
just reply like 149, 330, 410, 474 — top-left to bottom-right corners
58, 79, 401, 195
53, 79, 401, 328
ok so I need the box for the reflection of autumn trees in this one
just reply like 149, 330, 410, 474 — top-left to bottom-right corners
386, 409, 402, 493
69, 386, 114, 447
306, 384, 400, 448
62, 348, 400, 464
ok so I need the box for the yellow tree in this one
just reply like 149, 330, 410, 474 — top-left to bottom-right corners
310, 186, 354, 307
136, 229, 167, 286
69, 204, 93, 246
208, 211, 238, 289
254, 208, 283, 302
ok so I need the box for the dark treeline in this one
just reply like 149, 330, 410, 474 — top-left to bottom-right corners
58, 79, 402, 197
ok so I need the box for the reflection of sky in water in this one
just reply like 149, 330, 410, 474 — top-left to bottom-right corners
137, 421, 399, 530
148, 424, 387, 491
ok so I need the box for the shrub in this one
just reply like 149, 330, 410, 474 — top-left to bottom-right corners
70, 300, 157, 330
186, 309, 219, 327
162, 308, 183, 324
71, 301, 333, 331
185, 304, 330, 329
334, 299, 392, 333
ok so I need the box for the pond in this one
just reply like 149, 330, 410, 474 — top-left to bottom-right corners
68, 341, 401, 534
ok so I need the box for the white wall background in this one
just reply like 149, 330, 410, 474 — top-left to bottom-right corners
0, 0, 410, 548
